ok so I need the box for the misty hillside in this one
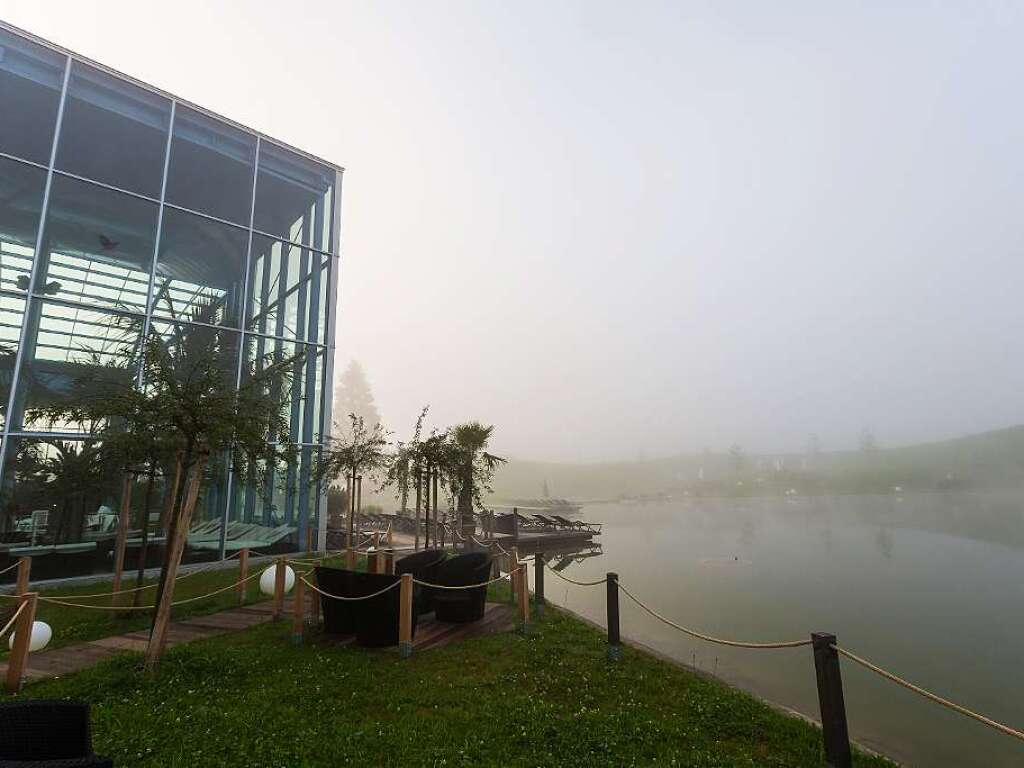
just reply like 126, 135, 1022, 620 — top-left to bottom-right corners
490, 426, 1024, 501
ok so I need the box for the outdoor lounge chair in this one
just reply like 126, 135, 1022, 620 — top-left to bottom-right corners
430, 552, 493, 624
395, 549, 448, 614
551, 515, 601, 533
315, 566, 358, 635
532, 514, 560, 528
0, 700, 113, 767
350, 571, 418, 647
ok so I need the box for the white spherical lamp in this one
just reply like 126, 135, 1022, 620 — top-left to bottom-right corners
259, 564, 295, 596
8, 620, 52, 652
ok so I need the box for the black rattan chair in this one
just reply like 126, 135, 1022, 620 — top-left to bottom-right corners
395, 550, 447, 615
315, 566, 359, 635
0, 700, 113, 767
349, 571, 417, 648
430, 552, 493, 624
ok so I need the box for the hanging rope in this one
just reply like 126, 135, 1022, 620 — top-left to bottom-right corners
300, 575, 400, 602
0, 561, 22, 577
412, 572, 512, 590
0, 606, 26, 638
833, 644, 1024, 742
544, 564, 605, 587
617, 580, 811, 649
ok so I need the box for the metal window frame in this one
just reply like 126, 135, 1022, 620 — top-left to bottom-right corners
0, 23, 345, 561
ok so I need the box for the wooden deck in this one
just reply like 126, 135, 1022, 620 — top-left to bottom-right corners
0, 598, 516, 684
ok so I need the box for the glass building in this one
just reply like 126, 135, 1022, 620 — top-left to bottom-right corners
0, 21, 341, 578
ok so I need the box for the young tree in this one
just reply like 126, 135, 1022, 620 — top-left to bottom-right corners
445, 422, 505, 537
38, 325, 302, 669
318, 414, 391, 547
332, 360, 381, 430
386, 406, 429, 515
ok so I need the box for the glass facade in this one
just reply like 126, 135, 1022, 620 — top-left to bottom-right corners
0, 23, 341, 579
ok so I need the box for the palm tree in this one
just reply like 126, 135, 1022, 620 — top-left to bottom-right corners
448, 422, 505, 536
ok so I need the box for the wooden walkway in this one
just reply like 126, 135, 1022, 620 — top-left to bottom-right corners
0, 599, 516, 684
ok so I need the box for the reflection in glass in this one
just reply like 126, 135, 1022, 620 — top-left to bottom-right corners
56, 61, 171, 198
246, 235, 326, 342
242, 336, 323, 444
152, 208, 248, 328
11, 301, 142, 431
0, 157, 47, 293
34, 175, 158, 313
0, 28, 65, 164
0, 439, 120, 570
148, 320, 241, 386
253, 143, 334, 251
165, 106, 257, 225
0, 294, 27, 427
229, 446, 317, 539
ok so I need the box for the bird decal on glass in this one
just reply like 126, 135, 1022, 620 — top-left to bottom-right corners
98, 234, 120, 251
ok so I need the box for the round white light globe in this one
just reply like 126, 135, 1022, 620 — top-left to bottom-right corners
8, 620, 52, 652
259, 564, 295, 596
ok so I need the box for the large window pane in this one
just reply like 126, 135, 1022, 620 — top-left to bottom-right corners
0, 437, 122, 578
151, 208, 248, 328
34, 175, 158, 313
0, 294, 27, 427
148, 319, 241, 387
0, 157, 47, 293
228, 447, 315, 546
0, 29, 65, 164
246, 235, 327, 342
11, 301, 142, 432
56, 62, 171, 198
165, 106, 256, 225
242, 336, 323, 444
253, 143, 334, 252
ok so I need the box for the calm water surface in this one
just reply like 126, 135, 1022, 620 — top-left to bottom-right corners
547, 493, 1024, 767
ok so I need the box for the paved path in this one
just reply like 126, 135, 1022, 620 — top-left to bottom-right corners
0, 598, 516, 683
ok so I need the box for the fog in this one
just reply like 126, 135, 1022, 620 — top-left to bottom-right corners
7, 1, 1023, 462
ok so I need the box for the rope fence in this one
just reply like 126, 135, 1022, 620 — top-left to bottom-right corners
0, 601, 26, 640
833, 644, 1024, 743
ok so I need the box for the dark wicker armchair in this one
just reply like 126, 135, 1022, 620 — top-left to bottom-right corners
395, 549, 447, 615
430, 552, 493, 624
0, 700, 113, 767
350, 571, 415, 648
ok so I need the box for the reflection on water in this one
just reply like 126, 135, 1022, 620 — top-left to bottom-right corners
544, 493, 1024, 768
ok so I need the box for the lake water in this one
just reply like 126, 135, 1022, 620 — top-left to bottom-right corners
544, 493, 1024, 767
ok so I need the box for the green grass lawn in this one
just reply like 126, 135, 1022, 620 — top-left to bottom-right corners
17, 605, 894, 767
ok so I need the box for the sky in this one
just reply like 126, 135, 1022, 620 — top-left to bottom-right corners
3, 1, 1022, 462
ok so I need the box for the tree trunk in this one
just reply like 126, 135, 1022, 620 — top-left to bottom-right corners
150, 451, 187, 640
132, 465, 157, 610
457, 461, 474, 542
145, 453, 207, 670
112, 472, 133, 595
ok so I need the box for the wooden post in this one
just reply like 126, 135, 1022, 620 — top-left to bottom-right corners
387, 523, 394, 548
384, 548, 394, 575
306, 524, 314, 556
311, 559, 322, 626
15, 556, 31, 596
398, 572, 413, 657
272, 556, 288, 618
5, 592, 38, 693
812, 632, 853, 768
291, 575, 306, 644
112, 472, 133, 596
606, 572, 621, 661
534, 553, 545, 615
516, 558, 530, 633
346, 547, 356, 570
367, 548, 379, 574
509, 547, 519, 604
237, 548, 249, 605
423, 464, 431, 549
512, 506, 519, 539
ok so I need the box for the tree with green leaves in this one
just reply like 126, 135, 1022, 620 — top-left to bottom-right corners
446, 422, 505, 537
318, 413, 391, 547
36, 323, 302, 669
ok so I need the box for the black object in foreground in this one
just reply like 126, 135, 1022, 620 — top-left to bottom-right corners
0, 700, 113, 767
430, 553, 493, 623
395, 549, 448, 615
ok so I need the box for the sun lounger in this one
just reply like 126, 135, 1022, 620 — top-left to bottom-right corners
395, 549, 447, 615
551, 515, 601, 533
